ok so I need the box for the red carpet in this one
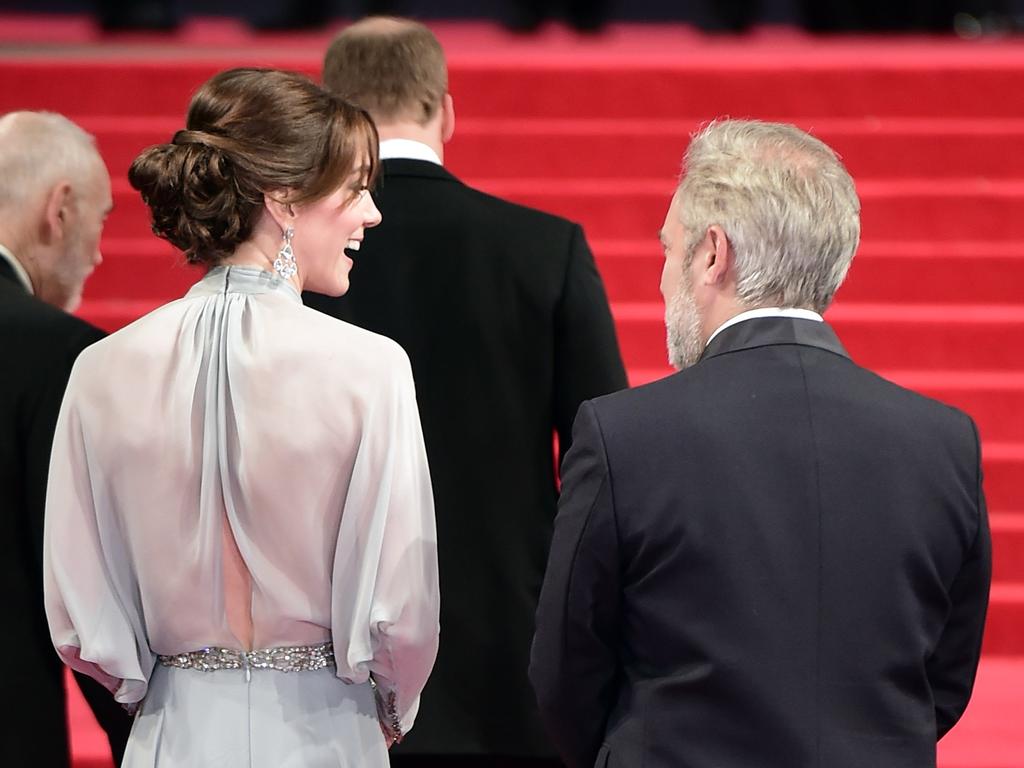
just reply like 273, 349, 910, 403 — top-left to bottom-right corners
1, 16, 1022, 767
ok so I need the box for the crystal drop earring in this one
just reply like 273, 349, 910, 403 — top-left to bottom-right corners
273, 226, 297, 279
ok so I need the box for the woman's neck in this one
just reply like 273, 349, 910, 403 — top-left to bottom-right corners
221, 240, 303, 293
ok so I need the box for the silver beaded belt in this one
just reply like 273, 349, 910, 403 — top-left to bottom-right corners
158, 641, 335, 676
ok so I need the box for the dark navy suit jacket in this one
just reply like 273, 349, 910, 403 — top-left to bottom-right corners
531, 317, 990, 768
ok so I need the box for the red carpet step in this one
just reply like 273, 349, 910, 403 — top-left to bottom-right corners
97, 177, 1024, 243
611, 302, 1024, 371
59, 656, 1024, 768
482, 178, 1024, 242
6, 41, 1024, 120
75, 299, 1024, 374
596, 240, 1024, 306
87, 238, 1024, 308
79, 115, 1024, 180
453, 118, 1024, 180
981, 447, 1024, 513
993, 514, 1024, 582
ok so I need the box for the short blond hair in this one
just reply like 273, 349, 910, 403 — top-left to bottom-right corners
323, 16, 448, 126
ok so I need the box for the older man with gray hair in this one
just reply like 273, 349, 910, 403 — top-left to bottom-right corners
0, 111, 130, 767
531, 119, 990, 768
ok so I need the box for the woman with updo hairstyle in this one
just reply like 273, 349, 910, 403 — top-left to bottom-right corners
43, 68, 439, 767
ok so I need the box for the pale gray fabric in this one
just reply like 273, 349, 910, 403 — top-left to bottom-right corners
124, 666, 388, 767
43, 266, 439, 762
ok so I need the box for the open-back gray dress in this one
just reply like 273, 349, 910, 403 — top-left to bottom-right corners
44, 266, 440, 767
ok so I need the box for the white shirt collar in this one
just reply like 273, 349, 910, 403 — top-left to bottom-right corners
378, 138, 442, 166
0, 242, 34, 295
706, 307, 823, 348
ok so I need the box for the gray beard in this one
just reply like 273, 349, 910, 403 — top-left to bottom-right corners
53, 228, 88, 312
665, 276, 704, 371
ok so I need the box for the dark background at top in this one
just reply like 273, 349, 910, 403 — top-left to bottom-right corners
4, 0, 1024, 32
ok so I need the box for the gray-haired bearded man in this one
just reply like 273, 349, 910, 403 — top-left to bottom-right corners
531, 119, 991, 768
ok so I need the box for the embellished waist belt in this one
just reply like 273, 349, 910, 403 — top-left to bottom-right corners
158, 641, 335, 675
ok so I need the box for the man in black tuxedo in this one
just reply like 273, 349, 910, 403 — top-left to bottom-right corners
305, 17, 627, 766
0, 111, 132, 767
530, 119, 991, 768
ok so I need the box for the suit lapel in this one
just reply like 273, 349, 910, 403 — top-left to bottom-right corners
700, 317, 850, 363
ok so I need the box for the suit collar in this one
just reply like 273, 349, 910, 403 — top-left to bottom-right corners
700, 316, 849, 362
0, 255, 14, 283
0, 243, 33, 294
379, 157, 462, 184
379, 138, 442, 166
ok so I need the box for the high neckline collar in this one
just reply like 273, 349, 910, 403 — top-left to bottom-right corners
187, 265, 302, 304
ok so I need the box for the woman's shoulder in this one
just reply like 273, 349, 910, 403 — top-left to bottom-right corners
69, 294, 413, 399
287, 304, 413, 379
62, 297, 195, 402
74, 297, 192, 363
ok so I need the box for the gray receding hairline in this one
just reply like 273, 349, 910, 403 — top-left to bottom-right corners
0, 110, 103, 211
675, 118, 861, 313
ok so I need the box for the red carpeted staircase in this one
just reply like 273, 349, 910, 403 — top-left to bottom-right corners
1, 17, 1022, 768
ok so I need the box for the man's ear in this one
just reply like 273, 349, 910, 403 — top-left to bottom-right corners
42, 180, 73, 245
263, 192, 295, 232
441, 93, 455, 144
703, 225, 732, 286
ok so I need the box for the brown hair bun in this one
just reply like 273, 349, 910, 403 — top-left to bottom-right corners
128, 68, 379, 266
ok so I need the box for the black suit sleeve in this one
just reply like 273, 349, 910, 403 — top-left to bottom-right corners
74, 670, 133, 765
530, 400, 622, 768
927, 419, 992, 739
553, 225, 627, 467
22, 323, 132, 760
22, 324, 104, 572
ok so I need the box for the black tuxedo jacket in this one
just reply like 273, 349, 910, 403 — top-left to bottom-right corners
531, 317, 991, 768
0, 259, 131, 766
305, 158, 627, 756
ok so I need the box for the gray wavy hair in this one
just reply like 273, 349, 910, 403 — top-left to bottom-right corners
677, 120, 860, 313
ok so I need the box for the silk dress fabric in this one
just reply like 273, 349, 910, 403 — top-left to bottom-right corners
43, 266, 440, 767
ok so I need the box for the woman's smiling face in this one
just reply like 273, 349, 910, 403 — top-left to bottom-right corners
292, 161, 382, 297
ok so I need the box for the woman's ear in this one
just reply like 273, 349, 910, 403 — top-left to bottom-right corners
263, 191, 296, 232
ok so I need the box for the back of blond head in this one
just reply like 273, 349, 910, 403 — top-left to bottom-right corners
323, 16, 448, 125
0, 111, 101, 213
678, 119, 861, 313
